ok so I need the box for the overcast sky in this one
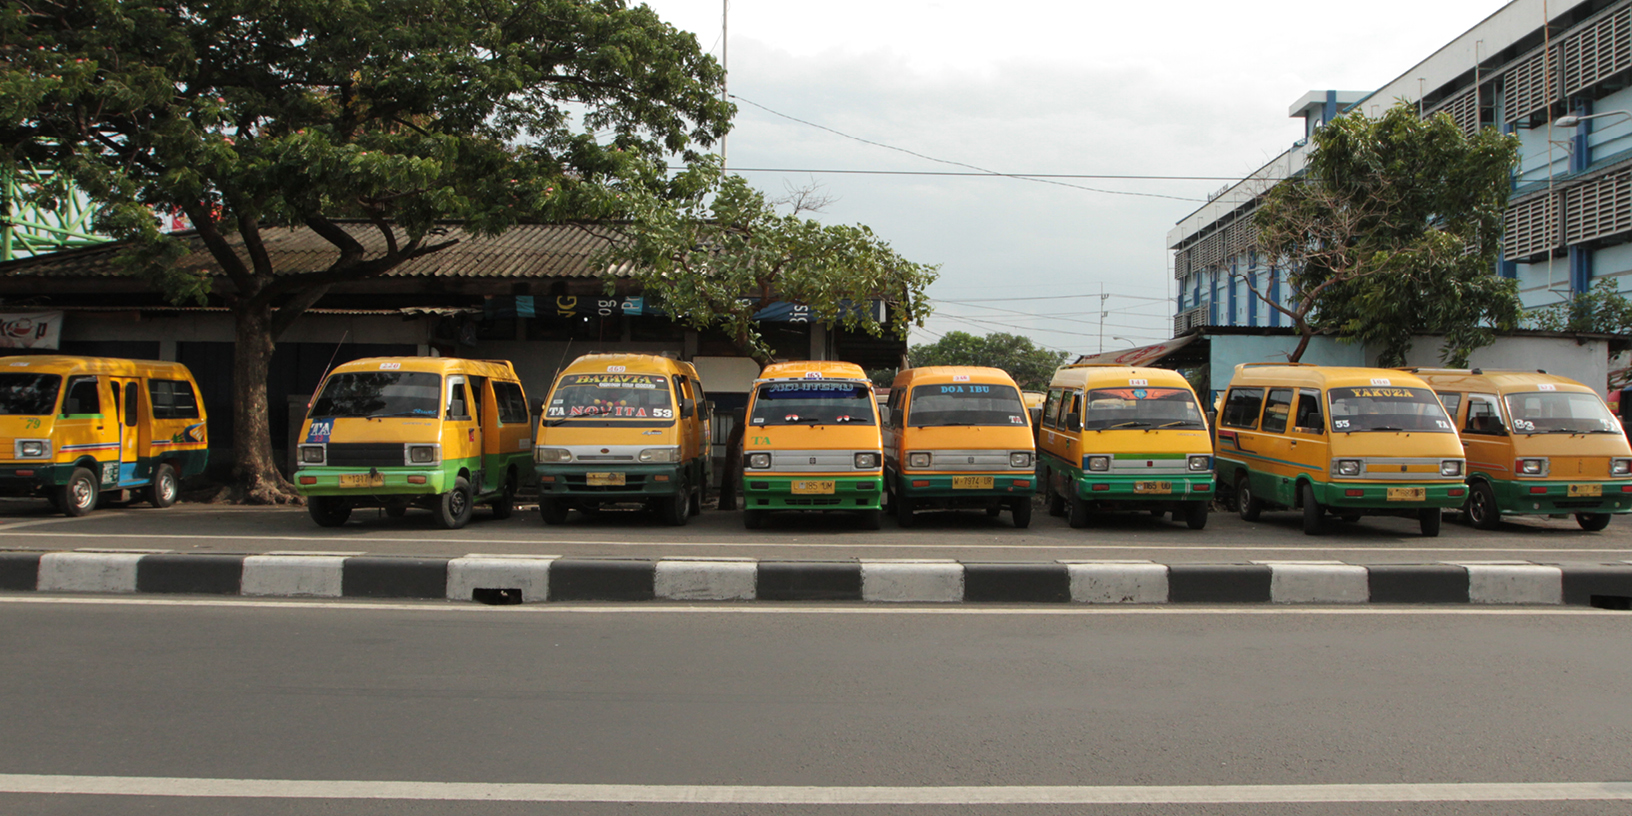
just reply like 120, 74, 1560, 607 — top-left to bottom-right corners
639, 0, 1511, 357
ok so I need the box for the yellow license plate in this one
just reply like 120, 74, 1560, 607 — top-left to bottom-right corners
952, 476, 994, 489
1387, 487, 1426, 501
338, 473, 384, 488
792, 480, 836, 495
1569, 483, 1603, 497
1134, 481, 1172, 494
586, 472, 626, 486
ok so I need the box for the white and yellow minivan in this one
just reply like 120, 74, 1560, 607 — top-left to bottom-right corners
533, 353, 711, 526
294, 357, 534, 529
1410, 368, 1632, 531
1037, 364, 1213, 529
0, 355, 207, 516
883, 366, 1035, 528
741, 361, 884, 529
1214, 364, 1466, 536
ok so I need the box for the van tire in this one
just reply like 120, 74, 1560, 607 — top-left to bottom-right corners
435, 477, 474, 530
148, 463, 179, 508
1236, 475, 1262, 522
896, 493, 916, 527
307, 495, 351, 527
1010, 497, 1032, 529
1419, 508, 1442, 537
1067, 492, 1090, 529
490, 477, 515, 520
1465, 482, 1501, 530
1300, 482, 1323, 535
743, 508, 764, 530
1577, 512, 1612, 531
58, 467, 98, 517
688, 484, 702, 517
539, 499, 568, 525
1183, 501, 1208, 530
660, 484, 689, 526
858, 508, 883, 530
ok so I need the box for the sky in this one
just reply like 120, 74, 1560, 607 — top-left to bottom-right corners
637, 0, 1512, 357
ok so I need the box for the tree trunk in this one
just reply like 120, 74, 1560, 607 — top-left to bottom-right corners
230, 301, 299, 504
1288, 327, 1312, 363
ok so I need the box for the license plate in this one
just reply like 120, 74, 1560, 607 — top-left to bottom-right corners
586, 472, 626, 486
338, 473, 384, 488
792, 480, 835, 495
1569, 483, 1603, 497
952, 476, 994, 489
1387, 487, 1425, 501
1134, 481, 1172, 494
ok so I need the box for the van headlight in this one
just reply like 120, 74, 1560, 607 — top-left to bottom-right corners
854, 452, 880, 469
1011, 451, 1033, 468
1333, 459, 1363, 477
1086, 455, 1110, 472
1187, 454, 1211, 472
1516, 458, 1548, 476
406, 444, 440, 465
638, 447, 680, 463
1612, 458, 1632, 476
747, 452, 771, 469
535, 447, 572, 464
298, 444, 325, 465
1440, 460, 1463, 477
14, 439, 50, 459
907, 452, 931, 469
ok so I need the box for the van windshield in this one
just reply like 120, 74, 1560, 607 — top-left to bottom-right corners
1083, 387, 1205, 430
751, 381, 875, 426
0, 373, 61, 415
546, 373, 674, 421
310, 372, 442, 419
908, 383, 1027, 427
1327, 386, 1453, 433
1503, 390, 1621, 434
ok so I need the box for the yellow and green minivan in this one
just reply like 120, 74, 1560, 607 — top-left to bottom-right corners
741, 361, 884, 530
294, 357, 533, 529
1215, 364, 1466, 536
883, 366, 1035, 528
533, 353, 711, 526
1038, 364, 1213, 529
0, 355, 207, 516
1410, 368, 1632, 531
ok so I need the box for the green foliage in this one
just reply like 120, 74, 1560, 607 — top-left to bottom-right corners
609, 159, 938, 365
1255, 102, 1523, 367
1527, 279, 1632, 334
906, 331, 1066, 390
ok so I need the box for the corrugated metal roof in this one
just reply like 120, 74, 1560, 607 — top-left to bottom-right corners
0, 222, 628, 280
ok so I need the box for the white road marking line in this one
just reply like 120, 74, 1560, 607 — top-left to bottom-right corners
0, 775, 1629, 804
0, 530, 1628, 554
0, 596, 1620, 616
0, 516, 96, 531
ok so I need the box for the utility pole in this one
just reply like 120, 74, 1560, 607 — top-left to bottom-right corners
1097, 282, 1108, 353
720, 0, 729, 169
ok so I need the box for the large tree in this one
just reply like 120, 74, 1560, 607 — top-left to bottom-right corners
0, 0, 731, 501
1251, 102, 1522, 365
906, 331, 1065, 390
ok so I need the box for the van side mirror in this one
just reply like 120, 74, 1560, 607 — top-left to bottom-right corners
679, 397, 695, 418
879, 406, 890, 423
1064, 412, 1081, 432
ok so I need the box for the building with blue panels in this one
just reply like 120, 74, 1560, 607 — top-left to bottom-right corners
1170, 0, 1632, 336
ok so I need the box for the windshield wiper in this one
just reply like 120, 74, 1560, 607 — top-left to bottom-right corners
365, 410, 437, 420
1156, 420, 1202, 429
1365, 426, 1406, 432
1103, 421, 1151, 430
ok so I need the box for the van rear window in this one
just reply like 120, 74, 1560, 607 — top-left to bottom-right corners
311, 372, 442, 419
907, 383, 1027, 427
0, 374, 60, 416
1327, 386, 1453, 432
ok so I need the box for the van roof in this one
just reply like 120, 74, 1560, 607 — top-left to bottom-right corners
559, 353, 694, 376
1049, 364, 1194, 391
758, 360, 870, 382
0, 355, 195, 377
891, 366, 1018, 387
329, 356, 518, 378
1227, 363, 1434, 390
1403, 368, 1594, 393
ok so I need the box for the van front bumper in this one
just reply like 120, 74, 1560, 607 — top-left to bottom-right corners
534, 463, 684, 498
900, 473, 1034, 502
0, 463, 74, 494
742, 474, 882, 511
1491, 479, 1632, 515
1316, 481, 1466, 510
1071, 474, 1214, 502
293, 467, 452, 496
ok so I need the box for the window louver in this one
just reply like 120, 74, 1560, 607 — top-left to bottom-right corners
1564, 8, 1632, 96
1431, 87, 1482, 137
1505, 45, 1561, 122
1563, 169, 1632, 245
1503, 193, 1560, 260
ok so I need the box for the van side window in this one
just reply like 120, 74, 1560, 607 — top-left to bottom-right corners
149, 380, 200, 420
1293, 389, 1324, 432
1437, 392, 1463, 422
1043, 389, 1063, 428
63, 376, 100, 416
446, 376, 470, 420
493, 381, 529, 424
1262, 388, 1293, 433
1465, 393, 1503, 435
886, 389, 903, 429
1220, 387, 1263, 429
124, 382, 139, 427
1058, 391, 1081, 430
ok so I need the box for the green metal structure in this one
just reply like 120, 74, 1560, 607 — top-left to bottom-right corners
1, 164, 110, 261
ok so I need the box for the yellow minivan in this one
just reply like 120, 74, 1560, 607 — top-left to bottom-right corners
0, 355, 207, 516
1215, 364, 1466, 536
1409, 368, 1632, 531
741, 361, 883, 529
883, 366, 1035, 528
1037, 364, 1213, 529
533, 353, 711, 526
294, 357, 534, 529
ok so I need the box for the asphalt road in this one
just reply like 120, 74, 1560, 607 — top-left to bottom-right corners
1, 597, 1628, 815
0, 497, 1628, 564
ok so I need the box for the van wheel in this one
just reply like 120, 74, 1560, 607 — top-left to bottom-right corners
1010, 497, 1032, 529
1577, 512, 1612, 531
895, 493, 916, 528
1300, 482, 1323, 535
858, 508, 883, 530
688, 484, 702, 517
1067, 492, 1090, 529
57, 467, 99, 517
1184, 501, 1209, 530
1419, 508, 1442, 537
307, 495, 351, 527
147, 463, 179, 508
539, 499, 568, 525
435, 477, 474, 530
1466, 482, 1501, 530
743, 508, 764, 530
660, 484, 689, 526
490, 477, 515, 520
1236, 474, 1262, 521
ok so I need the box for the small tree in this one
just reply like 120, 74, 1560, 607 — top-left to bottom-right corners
907, 331, 1066, 390
1251, 102, 1522, 366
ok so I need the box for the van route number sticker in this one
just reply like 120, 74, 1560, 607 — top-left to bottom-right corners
1371, 378, 1391, 386
1129, 379, 1148, 387
379, 362, 401, 370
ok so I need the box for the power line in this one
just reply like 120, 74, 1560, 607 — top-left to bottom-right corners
932, 293, 1171, 304
719, 168, 1245, 181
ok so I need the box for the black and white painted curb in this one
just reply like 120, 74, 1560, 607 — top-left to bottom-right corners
3, 551, 1632, 606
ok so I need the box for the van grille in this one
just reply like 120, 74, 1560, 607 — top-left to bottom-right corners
325, 443, 404, 468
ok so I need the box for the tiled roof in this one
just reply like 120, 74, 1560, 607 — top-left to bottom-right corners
0, 221, 629, 279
